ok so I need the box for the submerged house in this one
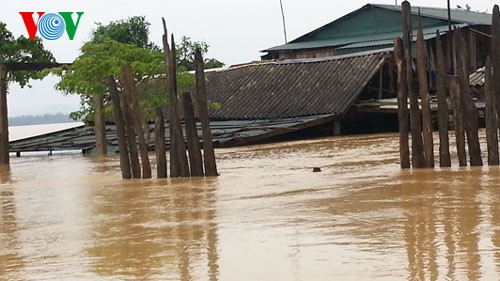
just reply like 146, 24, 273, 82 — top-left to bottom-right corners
9, 3, 495, 153
198, 3, 493, 145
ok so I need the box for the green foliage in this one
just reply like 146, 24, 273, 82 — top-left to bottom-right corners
92, 16, 157, 50
0, 21, 55, 88
177, 36, 224, 71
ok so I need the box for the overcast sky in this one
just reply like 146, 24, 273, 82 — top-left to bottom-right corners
1, 0, 498, 117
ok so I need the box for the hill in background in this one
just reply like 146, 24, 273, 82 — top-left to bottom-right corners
9, 113, 75, 126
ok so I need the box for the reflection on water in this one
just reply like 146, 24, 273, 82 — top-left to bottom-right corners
1, 133, 500, 280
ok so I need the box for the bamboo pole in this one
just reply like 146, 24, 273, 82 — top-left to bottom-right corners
484, 56, 499, 166
155, 108, 168, 178
0, 64, 9, 165
416, 14, 434, 168
182, 92, 204, 177
448, 75, 467, 166
107, 77, 131, 179
435, 31, 451, 167
121, 66, 152, 178
402, 1, 425, 168
456, 30, 482, 166
195, 49, 218, 176
394, 37, 410, 169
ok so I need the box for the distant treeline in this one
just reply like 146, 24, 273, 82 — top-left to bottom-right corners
9, 113, 75, 126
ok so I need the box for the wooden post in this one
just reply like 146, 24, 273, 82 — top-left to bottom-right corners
448, 75, 467, 166
0, 64, 9, 165
121, 92, 141, 179
170, 35, 190, 177
155, 108, 168, 178
492, 6, 500, 128
394, 37, 410, 169
93, 93, 108, 155
456, 30, 482, 166
162, 19, 190, 178
107, 77, 132, 179
121, 66, 152, 178
484, 56, 499, 166
468, 30, 477, 71
435, 31, 451, 167
402, 1, 425, 168
182, 92, 204, 177
416, 14, 434, 168
195, 49, 218, 176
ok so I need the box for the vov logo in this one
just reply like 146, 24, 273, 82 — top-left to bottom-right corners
19, 12, 84, 41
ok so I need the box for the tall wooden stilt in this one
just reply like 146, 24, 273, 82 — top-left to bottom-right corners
394, 37, 410, 169
448, 75, 467, 166
416, 14, 434, 168
492, 6, 500, 129
402, 1, 425, 168
484, 56, 499, 166
121, 92, 141, 179
456, 30, 482, 166
195, 50, 218, 176
107, 77, 131, 179
122, 66, 152, 178
155, 108, 168, 178
162, 18, 190, 178
435, 31, 451, 167
182, 92, 204, 177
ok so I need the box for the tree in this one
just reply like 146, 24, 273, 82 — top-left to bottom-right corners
0, 22, 55, 165
53, 16, 156, 156
177, 36, 224, 71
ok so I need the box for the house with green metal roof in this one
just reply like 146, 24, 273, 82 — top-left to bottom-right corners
261, 3, 492, 66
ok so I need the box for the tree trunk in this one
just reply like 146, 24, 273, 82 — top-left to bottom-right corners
93, 93, 108, 155
394, 37, 410, 169
195, 49, 218, 176
155, 108, 168, 178
416, 15, 434, 168
121, 88, 141, 179
456, 30, 482, 166
182, 92, 204, 177
0, 65, 9, 165
162, 19, 190, 178
435, 31, 451, 167
402, 1, 425, 168
448, 75, 467, 166
121, 66, 152, 179
484, 56, 499, 166
107, 77, 131, 179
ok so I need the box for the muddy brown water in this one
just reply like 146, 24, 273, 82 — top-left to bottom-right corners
1, 132, 500, 281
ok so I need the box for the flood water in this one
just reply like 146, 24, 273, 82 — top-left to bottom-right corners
1, 132, 500, 280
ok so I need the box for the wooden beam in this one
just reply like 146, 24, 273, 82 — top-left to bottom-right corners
182, 92, 204, 177
155, 108, 168, 178
449, 75, 467, 166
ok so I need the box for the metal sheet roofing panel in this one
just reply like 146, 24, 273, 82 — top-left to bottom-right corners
204, 52, 387, 120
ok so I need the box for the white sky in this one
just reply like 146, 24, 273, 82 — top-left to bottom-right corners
1, 0, 498, 117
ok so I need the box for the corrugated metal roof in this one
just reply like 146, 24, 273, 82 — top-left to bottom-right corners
203, 52, 387, 120
10, 115, 336, 152
372, 4, 491, 25
263, 2, 488, 53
